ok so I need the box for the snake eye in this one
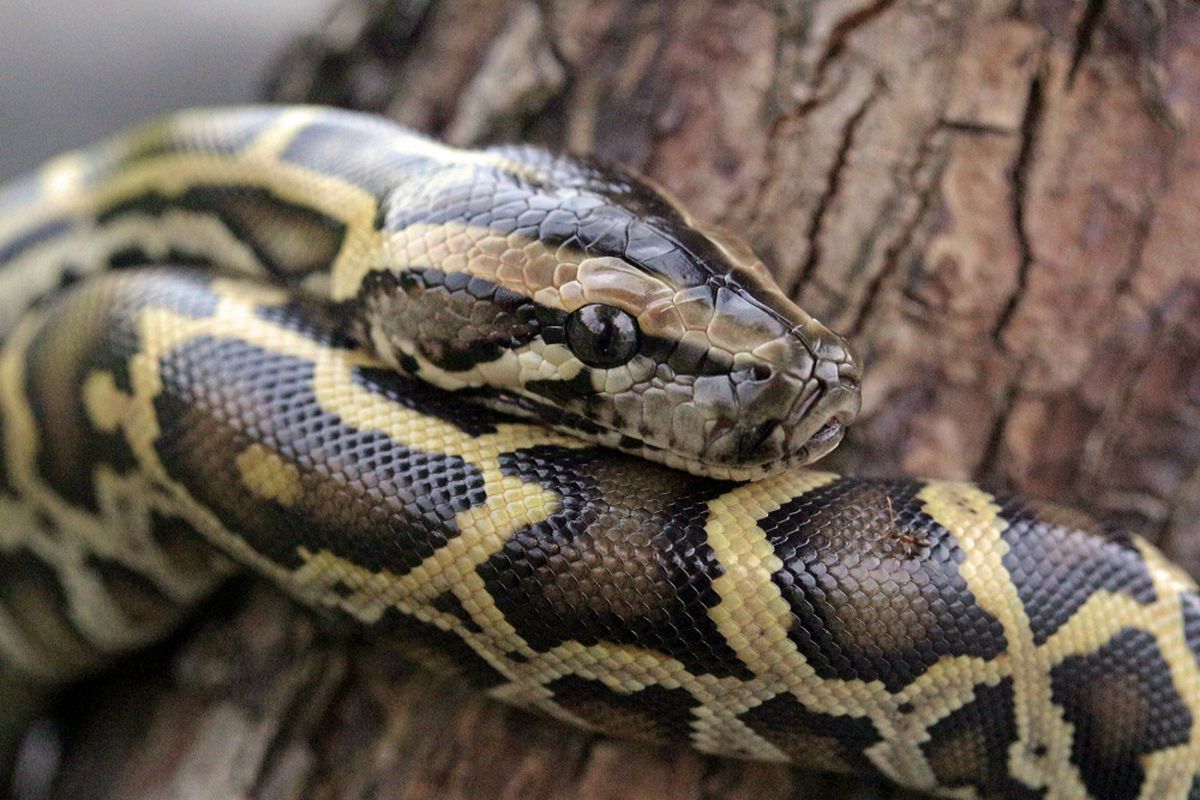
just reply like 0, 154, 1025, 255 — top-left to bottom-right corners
565, 304, 640, 368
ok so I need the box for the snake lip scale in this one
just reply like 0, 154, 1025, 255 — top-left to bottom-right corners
0, 105, 1197, 800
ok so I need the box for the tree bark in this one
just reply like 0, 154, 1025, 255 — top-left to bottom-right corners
36, 1, 1200, 798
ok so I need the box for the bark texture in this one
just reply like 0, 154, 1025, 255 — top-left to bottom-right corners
34, 1, 1200, 799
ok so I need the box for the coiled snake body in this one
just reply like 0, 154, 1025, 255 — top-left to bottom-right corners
0, 106, 1197, 799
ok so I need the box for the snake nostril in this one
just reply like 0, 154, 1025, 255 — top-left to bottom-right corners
732, 363, 772, 384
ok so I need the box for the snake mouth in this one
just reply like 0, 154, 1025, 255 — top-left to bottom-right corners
778, 373, 860, 470
787, 413, 847, 467
808, 417, 844, 447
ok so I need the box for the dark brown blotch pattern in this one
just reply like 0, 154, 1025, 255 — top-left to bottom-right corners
153, 335, 486, 576
375, 607, 507, 689
738, 692, 883, 776
999, 496, 1157, 645
921, 678, 1044, 799
97, 186, 346, 282
22, 273, 222, 512
1050, 627, 1191, 800
758, 478, 1007, 691
545, 674, 698, 745
478, 445, 752, 680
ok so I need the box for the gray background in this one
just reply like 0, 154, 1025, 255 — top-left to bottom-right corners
0, 0, 338, 179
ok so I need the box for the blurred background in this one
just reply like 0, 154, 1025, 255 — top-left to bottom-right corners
0, 0, 337, 179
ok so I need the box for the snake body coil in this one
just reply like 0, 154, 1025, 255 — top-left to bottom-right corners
0, 106, 1198, 799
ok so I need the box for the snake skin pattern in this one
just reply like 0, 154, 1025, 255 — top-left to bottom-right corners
0, 106, 1199, 800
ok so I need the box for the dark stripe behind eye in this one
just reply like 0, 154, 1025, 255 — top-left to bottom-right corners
525, 370, 598, 405
359, 268, 554, 373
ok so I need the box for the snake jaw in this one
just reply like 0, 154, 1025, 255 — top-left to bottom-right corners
699, 320, 862, 478
790, 410, 852, 466
809, 417, 845, 448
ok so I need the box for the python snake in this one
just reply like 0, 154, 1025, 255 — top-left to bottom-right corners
0, 105, 1197, 800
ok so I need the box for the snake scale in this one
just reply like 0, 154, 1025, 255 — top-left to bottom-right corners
0, 105, 1197, 799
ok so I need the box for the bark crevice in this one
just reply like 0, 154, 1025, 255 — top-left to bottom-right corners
791, 77, 884, 299
990, 70, 1045, 344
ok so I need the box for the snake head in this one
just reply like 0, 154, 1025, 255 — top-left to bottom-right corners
350, 149, 862, 480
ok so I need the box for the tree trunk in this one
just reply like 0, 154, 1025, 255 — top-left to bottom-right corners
36, 1, 1200, 798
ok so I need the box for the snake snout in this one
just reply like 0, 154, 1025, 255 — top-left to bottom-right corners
689, 333, 861, 478
774, 323, 863, 467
